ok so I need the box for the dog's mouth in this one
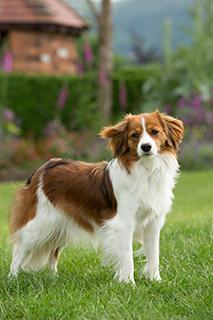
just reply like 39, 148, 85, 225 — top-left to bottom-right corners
137, 148, 157, 159
141, 152, 155, 158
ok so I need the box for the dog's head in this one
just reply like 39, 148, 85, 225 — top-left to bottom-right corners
100, 111, 184, 170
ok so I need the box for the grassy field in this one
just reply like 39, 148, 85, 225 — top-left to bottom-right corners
0, 171, 212, 320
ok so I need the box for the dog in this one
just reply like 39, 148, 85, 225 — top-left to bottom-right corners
9, 111, 184, 283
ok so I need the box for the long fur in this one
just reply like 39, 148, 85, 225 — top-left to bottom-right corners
9, 111, 184, 283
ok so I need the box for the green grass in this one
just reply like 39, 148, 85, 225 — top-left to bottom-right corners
0, 171, 212, 320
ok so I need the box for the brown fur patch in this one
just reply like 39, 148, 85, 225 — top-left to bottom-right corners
100, 114, 142, 171
42, 160, 117, 232
9, 174, 39, 235
158, 113, 184, 152
10, 159, 117, 234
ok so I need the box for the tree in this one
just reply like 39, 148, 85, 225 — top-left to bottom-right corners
86, 0, 113, 121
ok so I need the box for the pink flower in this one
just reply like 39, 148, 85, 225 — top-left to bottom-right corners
57, 86, 69, 109
177, 97, 188, 108
191, 95, 202, 110
190, 95, 204, 122
83, 41, 93, 63
3, 108, 15, 121
2, 52, 13, 73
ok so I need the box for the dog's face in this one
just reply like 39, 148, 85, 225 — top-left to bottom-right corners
100, 111, 184, 170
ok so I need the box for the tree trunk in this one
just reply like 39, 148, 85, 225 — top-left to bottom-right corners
98, 0, 113, 121
86, 0, 113, 122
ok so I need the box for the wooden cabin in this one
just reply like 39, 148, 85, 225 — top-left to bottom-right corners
0, 0, 88, 74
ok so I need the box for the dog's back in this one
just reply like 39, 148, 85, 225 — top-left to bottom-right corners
9, 158, 117, 275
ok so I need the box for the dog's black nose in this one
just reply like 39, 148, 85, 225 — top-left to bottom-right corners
141, 143, 152, 153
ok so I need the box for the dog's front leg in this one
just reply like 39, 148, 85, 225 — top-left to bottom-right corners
115, 220, 135, 284
142, 217, 164, 281
102, 200, 137, 284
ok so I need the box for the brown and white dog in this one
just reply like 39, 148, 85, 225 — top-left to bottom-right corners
9, 111, 184, 283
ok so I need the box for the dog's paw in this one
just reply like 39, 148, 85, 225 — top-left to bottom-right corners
143, 266, 161, 282
115, 270, 135, 285
118, 275, 135, 285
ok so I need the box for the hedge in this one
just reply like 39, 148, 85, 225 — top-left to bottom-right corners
113, 64, 160, 115
0, 64, 160, 137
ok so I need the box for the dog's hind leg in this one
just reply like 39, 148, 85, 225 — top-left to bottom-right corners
9, 233, 33, 277
48, 247, 62, 274
9, 215, 53, 276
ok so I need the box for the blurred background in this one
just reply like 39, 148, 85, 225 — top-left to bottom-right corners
0, 0, 212, 181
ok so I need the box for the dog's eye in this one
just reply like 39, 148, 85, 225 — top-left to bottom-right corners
151, 129, 159, 136
131, 132, 139, 139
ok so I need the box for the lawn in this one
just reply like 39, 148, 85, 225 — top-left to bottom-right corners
0, 171, 212, 320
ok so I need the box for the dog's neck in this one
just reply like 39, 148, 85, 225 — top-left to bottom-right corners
109, 153, 179, 177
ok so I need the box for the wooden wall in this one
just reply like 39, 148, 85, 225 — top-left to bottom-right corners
8, 30, 78, 74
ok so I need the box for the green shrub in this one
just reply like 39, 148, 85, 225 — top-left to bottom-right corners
180, 142, 213, 170
113, 64, 161, 116
0, 64, 160, 137
0, 73, 98, 137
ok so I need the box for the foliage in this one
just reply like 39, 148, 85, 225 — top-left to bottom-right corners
0, 170, 212, 319
0, 73, 98, 138
76, 36, 98, 72
113, 64, 161, 116
0, 129, 109, 181
141, 0, 213, 115
0, 65, 160, 138
180, 142, 213, 170
140, 0, 213, 170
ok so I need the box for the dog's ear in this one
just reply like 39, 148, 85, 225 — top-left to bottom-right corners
158, 113, 184, 151
100, 118, 129, 156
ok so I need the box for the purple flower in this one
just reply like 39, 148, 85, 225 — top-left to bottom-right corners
191, 95, 204, 121
2, 52, 13, 73
57, 87, 69, 109
191, 95, 202, 109
3, 108, 15, 121
119, 81, 127, 109
177, 97, 188, 109
164, 105, 172, 114
83, 41, 93, 63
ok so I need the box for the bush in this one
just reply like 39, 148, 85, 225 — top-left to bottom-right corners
0, 130, 109, 181
113, 64, 160, 116
0, 73, 98, 138
138, 0, 213, 170
180, 142, 213, 170
0, 64, 160, 137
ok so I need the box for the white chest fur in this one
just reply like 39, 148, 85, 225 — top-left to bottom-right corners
109, 154, 179, 228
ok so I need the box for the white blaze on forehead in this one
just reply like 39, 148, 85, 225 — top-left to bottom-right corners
136, 116, 158, 156
141, 116, 150, 139
141, 117, 147, 133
